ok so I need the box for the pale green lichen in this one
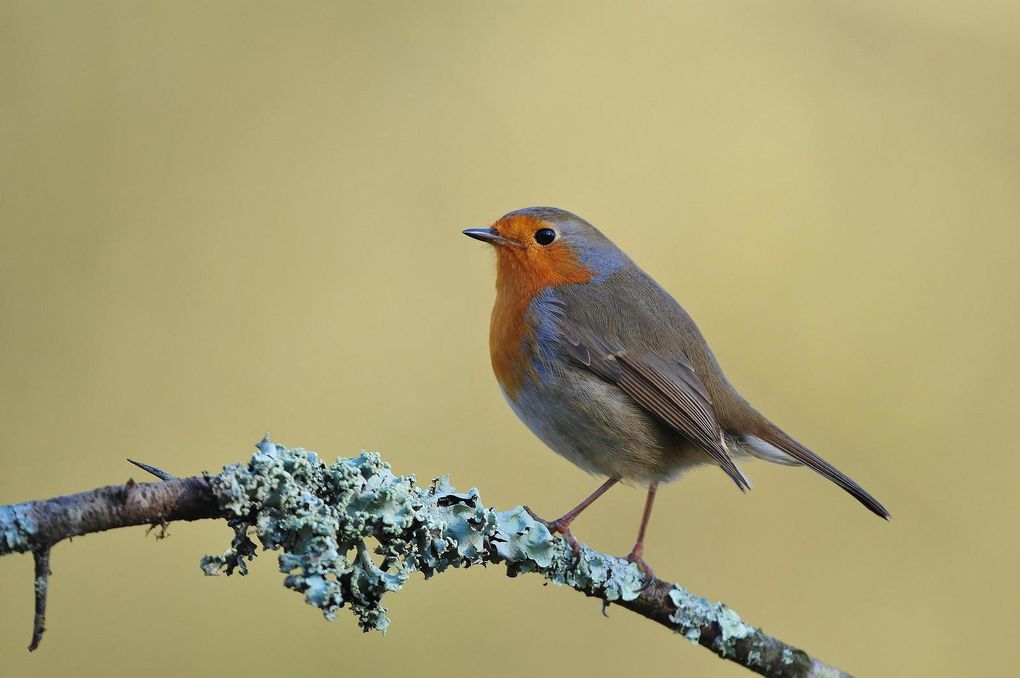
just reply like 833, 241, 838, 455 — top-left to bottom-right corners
808, 664, 845, 678
718, 606, 753, 641
668, 585, 754, 657
0, 504, 38, 554
201, 436, 644, 632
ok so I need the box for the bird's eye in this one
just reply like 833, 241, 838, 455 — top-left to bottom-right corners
534, 228, 557, 246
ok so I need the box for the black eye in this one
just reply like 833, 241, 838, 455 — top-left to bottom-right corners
534, 228, 557, 246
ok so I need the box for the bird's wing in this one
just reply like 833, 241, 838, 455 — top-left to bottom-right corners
556, 318, 751, 491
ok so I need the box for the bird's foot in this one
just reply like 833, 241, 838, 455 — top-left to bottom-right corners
625, 545, 656, 592
523, 506, 583, 559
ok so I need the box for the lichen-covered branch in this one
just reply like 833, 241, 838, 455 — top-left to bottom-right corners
0, 437, 849, 677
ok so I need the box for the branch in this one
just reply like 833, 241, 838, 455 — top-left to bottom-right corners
0, 437, 848, 677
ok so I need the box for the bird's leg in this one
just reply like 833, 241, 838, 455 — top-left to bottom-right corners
524, 477, 619, 556
626, 482, 658, 590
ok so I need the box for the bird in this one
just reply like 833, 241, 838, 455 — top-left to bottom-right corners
463, 206, 889, 584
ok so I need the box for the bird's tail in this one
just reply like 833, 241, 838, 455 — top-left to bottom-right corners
751, 424, 890, 519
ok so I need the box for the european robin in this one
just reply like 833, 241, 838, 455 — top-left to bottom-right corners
464, 207, 889, 583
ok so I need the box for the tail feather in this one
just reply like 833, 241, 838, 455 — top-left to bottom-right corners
741, 435, 802, 466
758, 425, 890, 519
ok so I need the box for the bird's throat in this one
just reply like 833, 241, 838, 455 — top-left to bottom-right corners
487, 240, 593, 401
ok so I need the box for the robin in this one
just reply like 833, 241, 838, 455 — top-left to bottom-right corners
464, 207, 888, 583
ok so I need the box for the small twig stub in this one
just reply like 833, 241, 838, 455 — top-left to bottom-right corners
29, 547, 52, 651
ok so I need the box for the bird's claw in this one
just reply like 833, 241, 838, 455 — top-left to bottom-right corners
626, 548, 656, 592
547, 518, 582, 558
523, 506, 583, 560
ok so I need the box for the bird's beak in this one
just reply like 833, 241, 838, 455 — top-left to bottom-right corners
462, 227, 523, 248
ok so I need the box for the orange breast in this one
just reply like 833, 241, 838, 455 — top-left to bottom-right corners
489, 285, 532, 400
487, 214, 593, 400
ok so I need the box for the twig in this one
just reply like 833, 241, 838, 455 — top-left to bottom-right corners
0, 477, 218, 553
0, 439, 850, 677
28, 548, 51, 651
127, 458, 177, 481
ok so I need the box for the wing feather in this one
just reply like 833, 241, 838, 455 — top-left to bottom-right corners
558, 321, 750, 491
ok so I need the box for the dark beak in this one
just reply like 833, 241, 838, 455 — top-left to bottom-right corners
462, 227, 522, 247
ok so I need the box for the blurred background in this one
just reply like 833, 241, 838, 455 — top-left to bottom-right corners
2, 2, 1018, 676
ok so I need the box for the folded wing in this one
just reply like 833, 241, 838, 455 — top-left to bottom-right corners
557, 319, 751, 491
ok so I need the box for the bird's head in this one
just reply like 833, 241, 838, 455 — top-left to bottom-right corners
463, 207, 626, 292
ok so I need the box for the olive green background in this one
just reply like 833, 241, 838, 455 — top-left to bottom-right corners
2, 2, 1018, 676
